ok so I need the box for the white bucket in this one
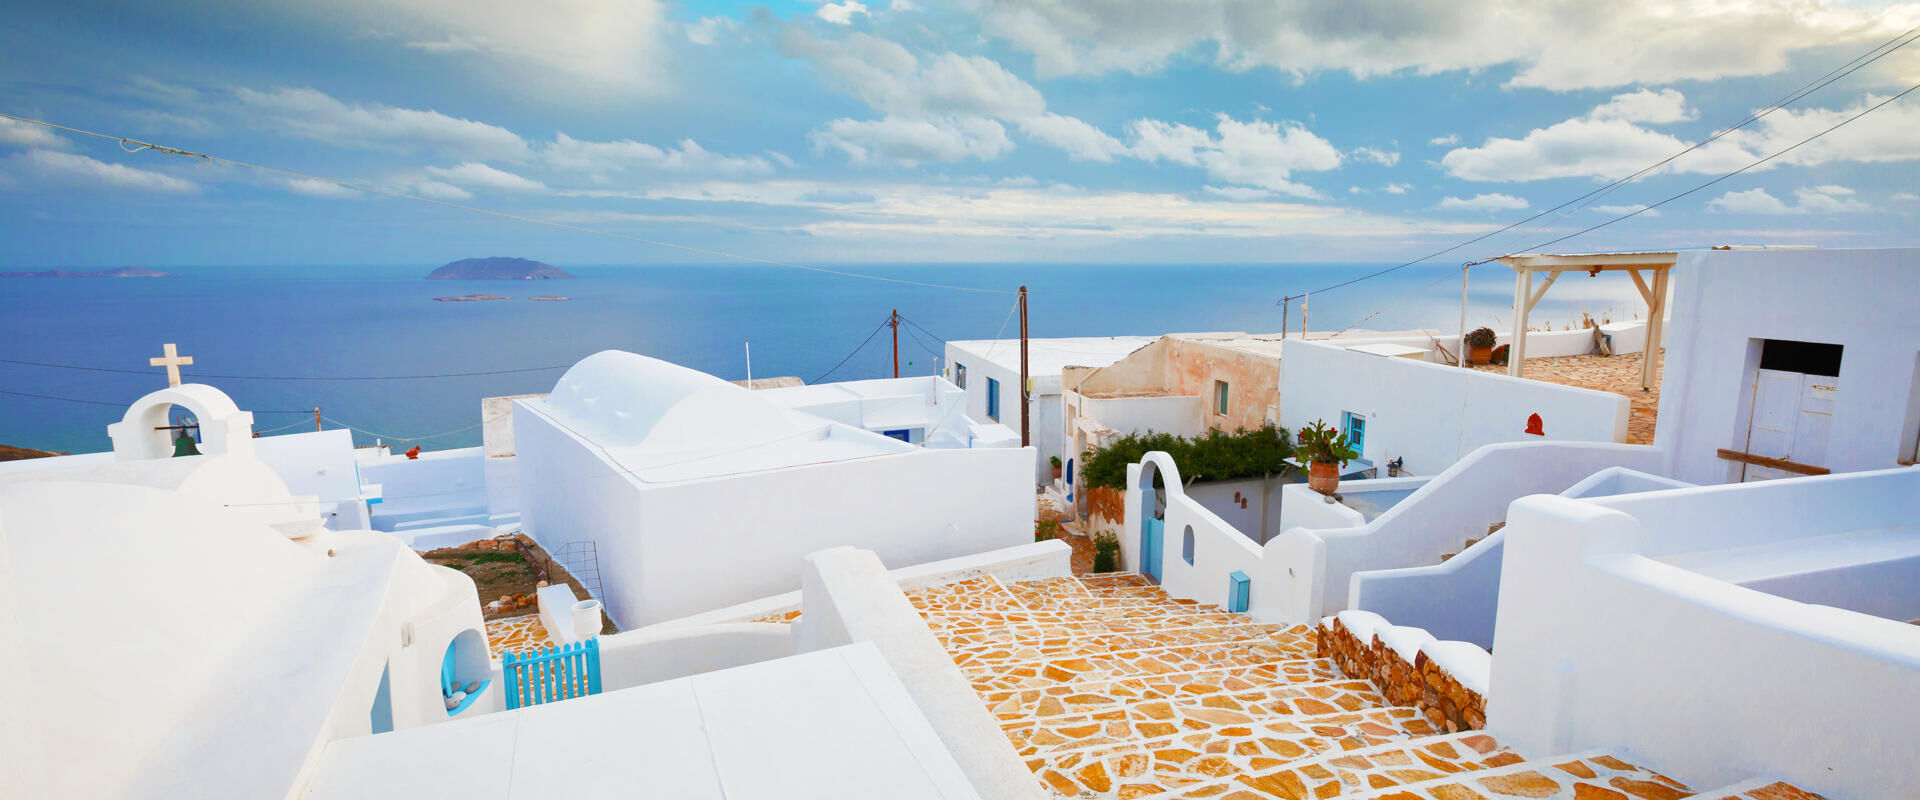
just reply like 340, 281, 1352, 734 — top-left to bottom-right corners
571, 598, 603, 640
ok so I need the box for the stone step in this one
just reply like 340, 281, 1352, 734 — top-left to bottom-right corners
999, 677, 1383, 747
1334, 750, 1695, 800
945, 622, 1309, 668
1024, 705, 1437, 799
1685, 778, 1826, 799
979, 658, 1348, 721
961, 629, 1318, 693
1183, 730, 1523, 799
938, 612, 1282, 650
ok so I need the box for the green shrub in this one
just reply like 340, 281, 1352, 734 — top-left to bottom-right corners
1035, 520, 1062, 541
1080, 425, 1292, 490
1093, 532, 1120, 573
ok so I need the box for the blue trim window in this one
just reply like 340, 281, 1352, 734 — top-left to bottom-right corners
1342, 412, 1367, 455
954, 362, 967, 389
987, 377, 1001, 421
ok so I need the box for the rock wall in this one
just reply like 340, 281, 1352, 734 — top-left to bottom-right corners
1315, 618, 1487, 734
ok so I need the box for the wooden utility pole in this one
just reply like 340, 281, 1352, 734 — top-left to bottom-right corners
1018, 286, 1030, 448
314, 407, 322, 432
889, 309, 900, 379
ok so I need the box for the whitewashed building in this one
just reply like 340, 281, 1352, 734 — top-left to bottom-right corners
512, 351, 1035, 628
944, 335, 1156, 485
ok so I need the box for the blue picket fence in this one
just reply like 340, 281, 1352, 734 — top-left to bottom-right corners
501, 639, 602, 710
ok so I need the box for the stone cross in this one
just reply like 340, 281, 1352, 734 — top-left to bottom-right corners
150, 343, 194, 387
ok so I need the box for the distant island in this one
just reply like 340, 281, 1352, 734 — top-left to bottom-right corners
1, 266, 170, 278
426, 257, 573, 280
530, 296, 570, 301
435, 295, 512, 302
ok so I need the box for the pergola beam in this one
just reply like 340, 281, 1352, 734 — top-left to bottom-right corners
1497, 251, 1678, 386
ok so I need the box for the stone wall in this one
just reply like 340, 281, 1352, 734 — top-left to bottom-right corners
1314, 618, 1487, 734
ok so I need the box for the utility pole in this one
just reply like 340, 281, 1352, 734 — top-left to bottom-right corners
889, 309, 900, 379
1018, 286, 1030, 448
1458, 265, 1469, 369
1280, 296, 1291, 340
314, 407, 322, 432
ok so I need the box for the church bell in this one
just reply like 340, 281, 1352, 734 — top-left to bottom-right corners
172, 432, 202, 457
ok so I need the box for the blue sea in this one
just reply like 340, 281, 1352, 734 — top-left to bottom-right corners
0, 263, 1645, 454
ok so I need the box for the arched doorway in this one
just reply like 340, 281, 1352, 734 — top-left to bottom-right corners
1138, 460, 1167, 583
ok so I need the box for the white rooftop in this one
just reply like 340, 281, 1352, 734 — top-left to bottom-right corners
303, 644, 980, 800
946, 336, 1156, 377
525, 351, 914, 483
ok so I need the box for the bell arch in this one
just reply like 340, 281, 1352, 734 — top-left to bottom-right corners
108, 384, 256, 462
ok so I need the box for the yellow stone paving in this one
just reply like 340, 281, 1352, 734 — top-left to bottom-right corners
896, 572, 1824, 799
484, 613, 550, 657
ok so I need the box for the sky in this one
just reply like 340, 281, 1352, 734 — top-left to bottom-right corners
1, 0, 1917, 266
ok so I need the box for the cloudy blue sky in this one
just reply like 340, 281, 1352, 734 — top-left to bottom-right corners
2, 0, 1917, 266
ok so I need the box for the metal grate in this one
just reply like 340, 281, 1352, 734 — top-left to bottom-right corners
553, 540, 604, 601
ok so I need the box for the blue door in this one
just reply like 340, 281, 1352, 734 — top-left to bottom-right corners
1140, 488, 1163, 582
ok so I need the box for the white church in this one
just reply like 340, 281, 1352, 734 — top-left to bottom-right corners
1, 245, 1914, 800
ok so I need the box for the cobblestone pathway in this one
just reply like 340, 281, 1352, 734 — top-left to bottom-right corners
484, 613, 550, 656
901, 572, 1823, 800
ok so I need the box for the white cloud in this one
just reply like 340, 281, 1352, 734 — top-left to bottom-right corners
1443, 89, 1920, 183
1121, 115, 1341, 197
1015, 113, 1128, 161
1203, 185, 1275, 201
686, 16, 741, 45
542, 132, 773, 178
404, 179, 474, 200
6, 149, 199, 193
1428, 134, 1458, 147
782, 31, 1046, 119
234, 87, 530, 160
1437, 193, 1528, 211
1894, 192, 1920, 201
282, 177, 358, 198
1588, 88, 1696, 124
817, 0, 869, 24
0, 118, 67, 149
1383, 182, 1411, 194
1704, 186, 1867, 214
1124, 119, 1211, 166
424, 161, 548, 192
1590, 203, 1659, 217
811, 116, 1014, 165
970, 0, 1917, 91
1707, 188, 1794, 214
310, 0, 667, 91
1351, 146, 1399, 166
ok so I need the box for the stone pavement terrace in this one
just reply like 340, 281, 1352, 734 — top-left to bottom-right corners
889, 571, 1822, 800
1471, 350, 1664, 445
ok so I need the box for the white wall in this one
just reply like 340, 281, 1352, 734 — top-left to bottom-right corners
1185, 474, 1293, 544
515, 400, 1036, 629
948, 343, 1055, 484
1487, 473, 1920, 799
1122, 454, 1268, 612
1654, 247, 1920, 484
1078, 393, 1203, 440
357, 447, 489, 529
1280, 339, 1630, 477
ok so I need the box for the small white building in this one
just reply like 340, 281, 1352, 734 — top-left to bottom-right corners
512, 351, 1035, 629
944, 335, 1157, 485
755, 374, 1019, 448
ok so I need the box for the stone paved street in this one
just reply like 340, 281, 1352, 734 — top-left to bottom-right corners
1472, 349, 1664, 445
484, 613, 550, 656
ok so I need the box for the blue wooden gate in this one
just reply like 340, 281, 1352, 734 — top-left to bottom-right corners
1139, 488, 1163, 583
502, 639, 602, 710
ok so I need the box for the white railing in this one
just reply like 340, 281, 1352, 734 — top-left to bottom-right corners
1258, 441, 1664, 625
1488, 472, 1920, 799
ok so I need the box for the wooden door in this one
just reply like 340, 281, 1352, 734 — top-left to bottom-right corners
1741, 369, 1838, 481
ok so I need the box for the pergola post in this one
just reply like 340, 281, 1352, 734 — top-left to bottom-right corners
1508, 268, 1533, 377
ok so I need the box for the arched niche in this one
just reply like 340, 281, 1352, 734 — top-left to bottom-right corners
108, 385, 255, 462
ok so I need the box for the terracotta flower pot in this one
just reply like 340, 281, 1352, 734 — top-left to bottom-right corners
1469, 346, 1492, 365
1052, 467, 1063, 480
1308, 460, 1340, 495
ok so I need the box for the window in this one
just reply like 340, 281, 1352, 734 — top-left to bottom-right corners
987, 377, 1001, 421
954, 362, 967, 389
1214, 380, 1230, 415
1182, 525, 1196, 565
882, 429, 912, 442
1342, 412, 1367, 454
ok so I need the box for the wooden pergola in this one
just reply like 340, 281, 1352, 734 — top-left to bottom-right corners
1496, 251, 1678, 391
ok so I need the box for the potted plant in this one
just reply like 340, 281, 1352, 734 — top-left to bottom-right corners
1050, 455, 1063, 480
1296, 419, 1359, 496
1092, 532, 1120, 573
1465, 327, 1497, 365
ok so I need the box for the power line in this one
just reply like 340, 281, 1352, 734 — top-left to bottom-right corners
1278, 22, 1920, 304
0, 387, 311, 413
1501, 78, 1920, 257
901, 324, 946, 359
811, 315, 894, 383
320, 415, 485, 444
0, 112, 1016, 296
898, 315, 948, 344
0, 356, 569, 381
